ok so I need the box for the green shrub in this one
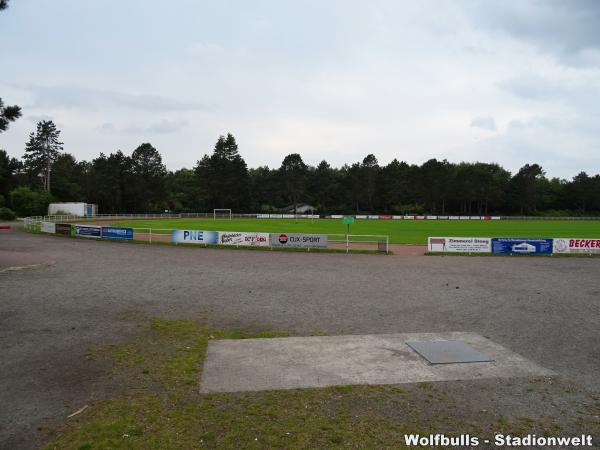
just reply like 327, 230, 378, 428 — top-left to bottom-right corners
0, 207, 17, 220
9, 187, 54, 216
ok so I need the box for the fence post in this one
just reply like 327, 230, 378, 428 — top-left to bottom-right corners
346, 234, 349, 254
149, 228, 152, 244
386, 235, 389, 254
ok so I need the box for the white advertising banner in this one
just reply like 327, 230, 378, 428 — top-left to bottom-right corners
367, 215, 379, 219
270, 233, 328, 248
355, 215, 367, 219
426, 216, 438, 220
449, 216, 459, 220
330, 215, 343, 219
41, 221, 56, 234
553, 238, 600, 254
392, 215, 403, 220
218, 231, 270, 247
428, 237, 492, 253
403, 215, 414, 219
256, 214, 270, 218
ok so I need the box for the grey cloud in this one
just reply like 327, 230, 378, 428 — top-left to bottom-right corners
468, 1, 600, 66
27, 114, 53, 123
99, 122, 115, 131
470, 116, 496, 131
497, 76, 565, 101
21, 84, 213, 112
122, 119, 189, 134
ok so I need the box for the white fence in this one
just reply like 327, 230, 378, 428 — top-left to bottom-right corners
23, 217, 389, 254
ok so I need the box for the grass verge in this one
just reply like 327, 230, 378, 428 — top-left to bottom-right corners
44, 319, 599, 449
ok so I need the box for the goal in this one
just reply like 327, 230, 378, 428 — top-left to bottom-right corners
213, 209, 232, 220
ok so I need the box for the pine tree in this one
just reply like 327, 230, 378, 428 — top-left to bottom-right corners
23, 121, 64, 192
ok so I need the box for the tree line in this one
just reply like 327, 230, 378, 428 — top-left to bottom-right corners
1, 121, 600, 218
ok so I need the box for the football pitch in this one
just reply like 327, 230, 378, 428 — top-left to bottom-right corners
112, 218, 600, 245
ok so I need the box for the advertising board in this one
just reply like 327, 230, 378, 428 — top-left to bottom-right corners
553, 238, 600, 254
75, 225, 102, 238
101, 226, 133, 240
55, 223, 72, 235
403, 215, 414, 219
355, 215, 367, 219
171, 230, 217, 245
491, 238, 553, 254
426, 216, 438, 220
270, 233, 328, 248
41, 222, 56, 234
367, 215, 379, 219
428, 237, 491, 253
392, 216, 403, 219
218, 231, 269, 246
379, 215, 392, 220
330, 215, 343, 219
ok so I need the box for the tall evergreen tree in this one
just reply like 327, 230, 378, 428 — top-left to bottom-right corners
279, 153, 308, 212
130, 143, 167, 212
23, 121, 63, 192
196, 134, 249, 210
0, 1, 21, 133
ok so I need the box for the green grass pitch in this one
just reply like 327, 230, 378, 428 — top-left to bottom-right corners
112, 218, 600, 245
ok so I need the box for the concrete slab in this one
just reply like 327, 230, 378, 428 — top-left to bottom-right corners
199, 332, 553, 393
406, 340, 493, 364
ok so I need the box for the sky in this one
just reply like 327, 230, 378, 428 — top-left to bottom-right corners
1, 0, 600, 178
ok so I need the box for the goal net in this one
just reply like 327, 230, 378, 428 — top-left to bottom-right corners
213, 209, 232, 220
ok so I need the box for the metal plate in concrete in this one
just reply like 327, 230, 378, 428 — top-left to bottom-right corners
406, 340, 493, 364
199, 332, 552, 393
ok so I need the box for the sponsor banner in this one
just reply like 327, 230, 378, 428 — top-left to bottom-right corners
426, 216, 438, 220
392, 215, 403, 220
415, 215, 425, 220
101, 226, 133, 240
256, 214, 270, 218
75, 225, 102, 238
55, 223, 72, 235
492, 238, 553, 254
459, 216, 470, 220
355, 215, 367, 219
282, 214, 295, 219
218, 231, 270, 247
367, 215, 379, 219
379, 215, 392, 220
403, 215, 414, 220
330, 215, 343, 219
428, 237, 492, 253
438, 216, 449, 220
553, 238, 600, 254
470, 216, 482, 220
270, 233, 328, 248
449, 216, 459, 220
491, 216, 501, 220
483, 215, 492, 220
41, 221, 56, 234
171, 229, 218, 245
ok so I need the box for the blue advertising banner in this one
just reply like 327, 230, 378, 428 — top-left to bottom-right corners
75, 225, 102, 238
171, 229, 218, 245
101, 226, 133, 240
491, 238, 553, 254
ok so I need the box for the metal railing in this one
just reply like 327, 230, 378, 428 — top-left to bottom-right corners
23, 217, 389, 254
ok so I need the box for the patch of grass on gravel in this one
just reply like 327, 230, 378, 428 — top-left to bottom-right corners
45, 319, 599, 449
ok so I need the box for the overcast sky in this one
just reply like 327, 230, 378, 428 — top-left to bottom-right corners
2, 0, 600, 178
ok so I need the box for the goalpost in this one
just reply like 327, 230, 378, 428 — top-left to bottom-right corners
213, 209, 232, 220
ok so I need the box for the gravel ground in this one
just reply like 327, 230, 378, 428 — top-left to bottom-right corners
1, 228, 599, 449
